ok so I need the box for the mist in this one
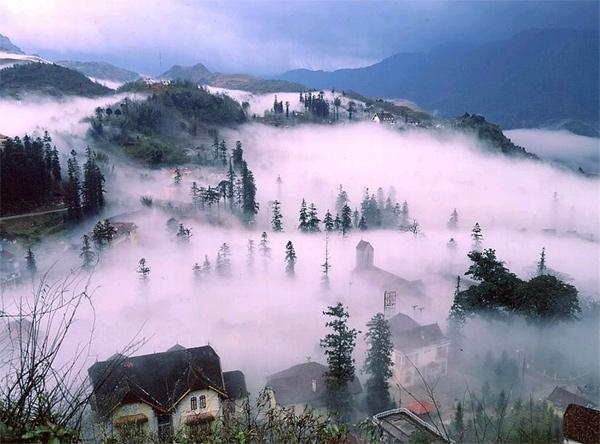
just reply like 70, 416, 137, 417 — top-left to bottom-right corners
2, 88, 598, 398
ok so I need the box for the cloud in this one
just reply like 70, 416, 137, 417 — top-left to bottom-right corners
1, 0, 596, 75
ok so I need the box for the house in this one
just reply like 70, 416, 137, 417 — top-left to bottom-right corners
372, 408, 452, 443
88, 344, 247, 438
546, 386, 596, 416
372, 112, 396, 124
562, 403, 600, 444
353, 240, 424, 298
388, 313, 450, 391
266, 361, 362, 416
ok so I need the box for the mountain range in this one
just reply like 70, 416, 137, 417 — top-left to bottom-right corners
56, 60, 141, 83
279, 29, 599, 136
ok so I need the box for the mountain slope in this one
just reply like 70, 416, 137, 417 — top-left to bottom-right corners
0, 63, 113, 98
280, 29, 599, 136
0, 34, 23, 54
57, 60, 140, 83
160, 63, 212, 83
161, 63, 303, 94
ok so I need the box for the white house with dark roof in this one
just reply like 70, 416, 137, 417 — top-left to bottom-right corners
88, 344, 247, 439
372, 112, 396, 124
387, 313, 450, 392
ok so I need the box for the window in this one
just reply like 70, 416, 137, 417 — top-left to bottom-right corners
198, 394, 206, 409
190, 396, 197, 410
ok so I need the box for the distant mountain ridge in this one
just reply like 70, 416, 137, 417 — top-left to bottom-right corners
57, 60, 141, 83
160, 63, 304, 94
279, 28, 599, 136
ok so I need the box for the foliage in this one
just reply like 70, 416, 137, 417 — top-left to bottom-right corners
0, 63, 112, 98
320, 303, 358, 423
0, 133, 63, 215
364, 313, 394, 415
284, 241, 296, 276
450, 249, 580, 324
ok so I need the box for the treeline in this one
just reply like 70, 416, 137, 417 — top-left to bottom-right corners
0, 133, 62, 215
90, 81, 246, 166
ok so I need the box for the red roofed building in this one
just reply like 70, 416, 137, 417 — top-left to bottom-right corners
405, 400, 435, 417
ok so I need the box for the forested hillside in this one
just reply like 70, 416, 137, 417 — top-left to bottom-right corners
0, 63, 112, 98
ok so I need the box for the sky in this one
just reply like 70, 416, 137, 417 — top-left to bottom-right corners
1, 0, 598, 76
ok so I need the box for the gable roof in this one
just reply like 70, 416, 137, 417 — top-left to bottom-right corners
88, 345, 232, 418
356, 240, 373, 251
266, 362, 362, 407
373, 408, 451, 443
373, 112, 395, 121
393, 323, 448, 352
388, 313, 420, 335
563, 404, 600, 444
547, 386, 596, 409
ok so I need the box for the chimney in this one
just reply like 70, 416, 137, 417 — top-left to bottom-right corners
311, 379, 317, 393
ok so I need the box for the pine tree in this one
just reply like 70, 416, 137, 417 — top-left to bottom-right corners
81, 146, 105, 215
259, 232, 271, 259
202, 255, 211, 274
92, 219, 116, 250
240, 160, 259, 223
247, 239, 255, 270
80, 234, 96, 269
285, 241, 297, 276
232, 140, 244, 170
216, 243, 231, 276
399, 200, 409, 229
137, 258, 150, 279
191, 181, 201, 207
448, 208, 459, 230
323, 210, 334, 232
226, 160, 236, 209
352, 209, 360, 229
25, 247, 37, 277
174, 167, 182, 185
471, 222, 483, 251
321, 234, 331, 288
65, 150, 82, 221
50, 147, 61, 182
320, 303, 357, 423
334, 214, 341, 232
364, 313, 394, 415
271, 200, 283, 232
177, 223, 192, 240
298, 199, 309, 232
358, 215, 367, 231
452, 402, 465, 438
537, 247, 547, 275
218, 140, 227, 165
192, 262, 201, 278
212, 135, 220, 161
341, 205, 353, 236
307, 203, 321, 232
335, 185, 349, 214
447, 237, 457, 250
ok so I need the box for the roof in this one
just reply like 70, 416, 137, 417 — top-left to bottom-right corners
355, 265, 424, 297
266, 362, 362, 407
388, 313, 420, 335
88, 345, 241, 418
405, 400, 435, 416
356, 240, 373, 251
547, 386, 596, 409
223, 370, 248, 399
393, 323, 448, 352
374, 112, 395, 120
563, 404, 600, 444
373, 408, 451, 443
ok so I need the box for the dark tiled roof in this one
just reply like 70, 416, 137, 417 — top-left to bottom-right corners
547, 386, 596, 409
393, 323, 448, 352
266, 362, 362, 407
88, 345, 231, 418
563, 404, 600, 444
388, 313, 420, 335
224, 370, 248, 399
